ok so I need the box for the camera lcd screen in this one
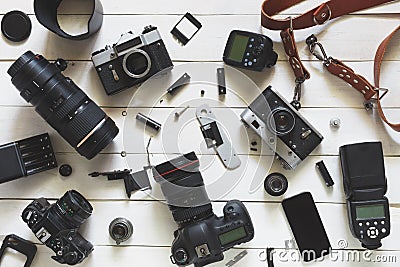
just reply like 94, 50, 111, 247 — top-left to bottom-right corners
356, 204, 385, 220
218, 226, 247, 246
227, 34, 249, 62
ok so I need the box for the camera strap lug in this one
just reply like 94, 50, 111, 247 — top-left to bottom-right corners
196, 104, 241, 170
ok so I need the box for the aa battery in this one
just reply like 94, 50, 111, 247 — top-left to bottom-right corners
136, 113, 162, 131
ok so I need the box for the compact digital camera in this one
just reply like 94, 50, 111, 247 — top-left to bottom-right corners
241, 86, 323, 169
21, 190, 93, 265
91, 25, 174, 95
153, 152, 254, 267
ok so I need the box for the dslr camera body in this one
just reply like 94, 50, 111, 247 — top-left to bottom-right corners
91, 25, 173, 95
21, 190, 93, 265
241, 86, 323, 169
153, 152, 254, 266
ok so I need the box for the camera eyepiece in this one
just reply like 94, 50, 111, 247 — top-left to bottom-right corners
8, 51, 119, 159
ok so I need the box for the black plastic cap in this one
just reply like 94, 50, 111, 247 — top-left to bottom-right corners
59, 164, 73, 177
7, 50, 35, 78
1, 11, 32, 42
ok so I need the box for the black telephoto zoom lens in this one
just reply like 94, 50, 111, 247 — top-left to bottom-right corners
7, 51, 119, 159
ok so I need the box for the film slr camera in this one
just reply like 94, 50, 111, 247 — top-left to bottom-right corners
241, 86, 323, 169
91, 25, 173, 95
153, 152, 254, 266
22, 190, 93, 265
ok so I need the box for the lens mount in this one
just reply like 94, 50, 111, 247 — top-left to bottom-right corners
268, 107, 295, 136
122, 49, 151, 78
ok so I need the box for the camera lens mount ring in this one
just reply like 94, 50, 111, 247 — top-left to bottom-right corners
267, 107, 295, 136
122, 49, 152, 79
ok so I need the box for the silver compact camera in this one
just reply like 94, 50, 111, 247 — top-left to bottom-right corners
91, 26, 173, 95
241, 86, 323, 169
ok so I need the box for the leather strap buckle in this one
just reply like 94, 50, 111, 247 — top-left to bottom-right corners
313, 4, 332, 25
371, 87, 389, 101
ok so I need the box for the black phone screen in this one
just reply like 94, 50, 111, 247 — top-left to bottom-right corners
282, 192, 331, 262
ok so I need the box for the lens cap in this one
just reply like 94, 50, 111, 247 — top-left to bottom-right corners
1, 11, 32, 42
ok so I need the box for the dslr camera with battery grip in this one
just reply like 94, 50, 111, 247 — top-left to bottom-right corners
153, 152, 254, 267
91, 25, 174, 95
241, 86, 323, 169
21, 190, 94, 265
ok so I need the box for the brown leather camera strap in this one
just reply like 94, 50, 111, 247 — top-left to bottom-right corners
261, 0, 395, 31
314, 26, 400, 131
261, 0, 400, 131
261, 0, 395, 80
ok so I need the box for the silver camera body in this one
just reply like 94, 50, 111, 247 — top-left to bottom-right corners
91, 26, 173, 95
241, 86, 323, 169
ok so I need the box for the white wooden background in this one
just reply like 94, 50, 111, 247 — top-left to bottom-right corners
1, 0, 400, 266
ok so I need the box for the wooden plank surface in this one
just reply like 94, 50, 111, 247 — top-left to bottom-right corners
0, 0, 400, 266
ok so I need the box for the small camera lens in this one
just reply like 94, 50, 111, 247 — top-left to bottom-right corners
55, 190, 93, 227
268, 107, 295, 136
123, 51, 151, 78
264, 173, 288, 196
109, 218, 134, 245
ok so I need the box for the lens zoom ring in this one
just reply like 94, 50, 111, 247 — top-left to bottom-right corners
64, 102, 106, 145
172, 204, 213, 225
54, 90, 87, 121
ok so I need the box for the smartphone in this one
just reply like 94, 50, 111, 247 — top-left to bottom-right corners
282, 192, 331, 262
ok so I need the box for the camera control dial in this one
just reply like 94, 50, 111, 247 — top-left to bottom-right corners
173, 248, 188, 265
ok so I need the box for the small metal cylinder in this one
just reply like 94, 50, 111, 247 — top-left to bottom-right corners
136, 113, 161, 131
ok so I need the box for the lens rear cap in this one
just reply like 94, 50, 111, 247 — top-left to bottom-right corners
1, 11, 32, 42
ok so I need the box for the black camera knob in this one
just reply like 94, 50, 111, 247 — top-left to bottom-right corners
63, 251, 79, 265
55, 59, 68, 71
174, 248, 188, 265
142, 25, 157, 34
